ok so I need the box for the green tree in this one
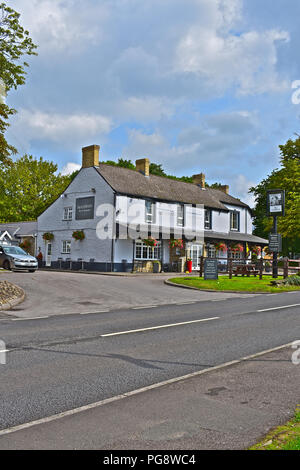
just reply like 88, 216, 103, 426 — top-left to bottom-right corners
0, 155, 72, 222
0, 2, 37, 165
250, 137, 300, 255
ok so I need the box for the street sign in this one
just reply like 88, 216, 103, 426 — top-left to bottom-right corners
268, 233, 282, 253
204, 259, 218, 280
266, 190, 285, 217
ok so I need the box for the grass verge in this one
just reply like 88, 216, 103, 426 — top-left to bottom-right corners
250, 408, 300, 450
168, 275, 300, 293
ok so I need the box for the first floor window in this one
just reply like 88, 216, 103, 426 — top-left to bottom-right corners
230, 211, 240, 231
205, 209, 212, 230
62, 240, 71, 254
63, 207, 73, 220
145, 200, 156, 224
135, 240, 161, 260
177, 204, 184, 227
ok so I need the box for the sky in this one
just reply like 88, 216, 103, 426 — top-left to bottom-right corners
5, 0, 300, 206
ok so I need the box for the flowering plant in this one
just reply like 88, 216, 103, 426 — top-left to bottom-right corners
19, 239, 31, 251
215, 242, 227, 253
42, 232, 54, 241
143, 237, 157, 247
251, 245, 261, 255
231, 243, 244, 253
72, 230, 85, 241
169, 239, 184, 249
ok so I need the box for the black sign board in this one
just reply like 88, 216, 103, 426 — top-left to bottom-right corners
75, 196, 95, 220
268, 233, 282, 253
266, 189, 285, 217
204, 259, 218, 280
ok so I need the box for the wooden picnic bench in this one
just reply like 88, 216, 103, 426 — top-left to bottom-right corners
233, 264, 259, 277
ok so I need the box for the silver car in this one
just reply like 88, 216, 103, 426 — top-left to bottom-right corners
0, 245, 38, 272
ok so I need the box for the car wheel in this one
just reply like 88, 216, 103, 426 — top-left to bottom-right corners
3, 260, 11, 270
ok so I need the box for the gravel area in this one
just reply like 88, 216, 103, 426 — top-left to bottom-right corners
0, 281, 24, 308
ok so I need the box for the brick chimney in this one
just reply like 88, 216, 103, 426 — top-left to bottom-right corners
136, 158, 150, 177
82, 145, 100, 168
219, 185, 229, 195
193, 173, 205, 189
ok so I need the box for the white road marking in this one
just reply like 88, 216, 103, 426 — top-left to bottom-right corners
132, 306, 157, 310
80, 311, 110, 315
175, 301, 197, 305
0, 341, 294, 438
257, 303, 300, 312
11, 316, 49, 321
101, 317, 219, 337
0, 349, 9, 353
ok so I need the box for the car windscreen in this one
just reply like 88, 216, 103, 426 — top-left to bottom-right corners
3, 246, 28, 256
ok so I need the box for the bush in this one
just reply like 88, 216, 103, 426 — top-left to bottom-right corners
283, 275, 300, 286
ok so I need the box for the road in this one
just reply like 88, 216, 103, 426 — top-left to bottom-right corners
0, 270, 257, 318
0, 290, 299, 436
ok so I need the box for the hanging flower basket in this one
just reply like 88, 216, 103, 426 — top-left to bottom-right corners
231, 243, 244, 253
143, 237, 157, 247
169, 239, 184, 249
215, 242, 227, 253
42, 232, 54, 242
72, 230, 85, 241
251, 245, 262, 256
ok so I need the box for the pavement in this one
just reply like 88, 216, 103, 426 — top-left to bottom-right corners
0, 270, 259, 318
0, 345, 298, 450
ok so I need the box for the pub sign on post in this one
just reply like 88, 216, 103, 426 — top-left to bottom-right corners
266, 189, 285, 217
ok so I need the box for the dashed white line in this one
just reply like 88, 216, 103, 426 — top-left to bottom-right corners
132, 306, 157, 310
11, 316, 49, 321
257, 303, 300, 313
101, 316, 219, 337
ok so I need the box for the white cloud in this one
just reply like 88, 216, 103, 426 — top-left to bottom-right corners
176, 2, 290, 95
61, 162, 81, 175
9, 109, 112, 150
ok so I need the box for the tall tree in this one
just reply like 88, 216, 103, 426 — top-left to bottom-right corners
0, 2, 37, 165
0, 155, 72, 222
250, 137, 300, 255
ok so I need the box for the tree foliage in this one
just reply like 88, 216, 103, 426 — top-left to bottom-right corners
0, 155, 72, 222
0, 2, 37, 165
250, 137, 300, 255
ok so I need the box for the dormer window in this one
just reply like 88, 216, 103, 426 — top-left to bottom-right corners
145, 200, 156, 224
230, 210, 240, 231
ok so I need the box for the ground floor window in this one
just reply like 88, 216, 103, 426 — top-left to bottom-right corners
135, 240, 161, 260
62, 240, 71, 254
206, 243, 216, 258
229, 250, 243, 260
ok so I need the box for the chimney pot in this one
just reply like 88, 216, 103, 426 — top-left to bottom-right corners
136, 158, 150, 177
82, 145, 100, 168
193, 173, 205, 189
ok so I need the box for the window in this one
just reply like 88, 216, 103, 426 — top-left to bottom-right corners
230, 211, 240, 231
206, 243, 216, 258
205, 209, 212, 230
177, 204, 184, 227
63, 207, 73, 220
145, 200, 156, 223
135, 240, 161, 260
62, 240, 71, 254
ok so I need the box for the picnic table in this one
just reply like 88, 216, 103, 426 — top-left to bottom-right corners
233, 264, 259, 277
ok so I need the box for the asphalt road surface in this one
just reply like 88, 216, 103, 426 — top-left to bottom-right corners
0, 290, 299, 433
0, 270, 257, 318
